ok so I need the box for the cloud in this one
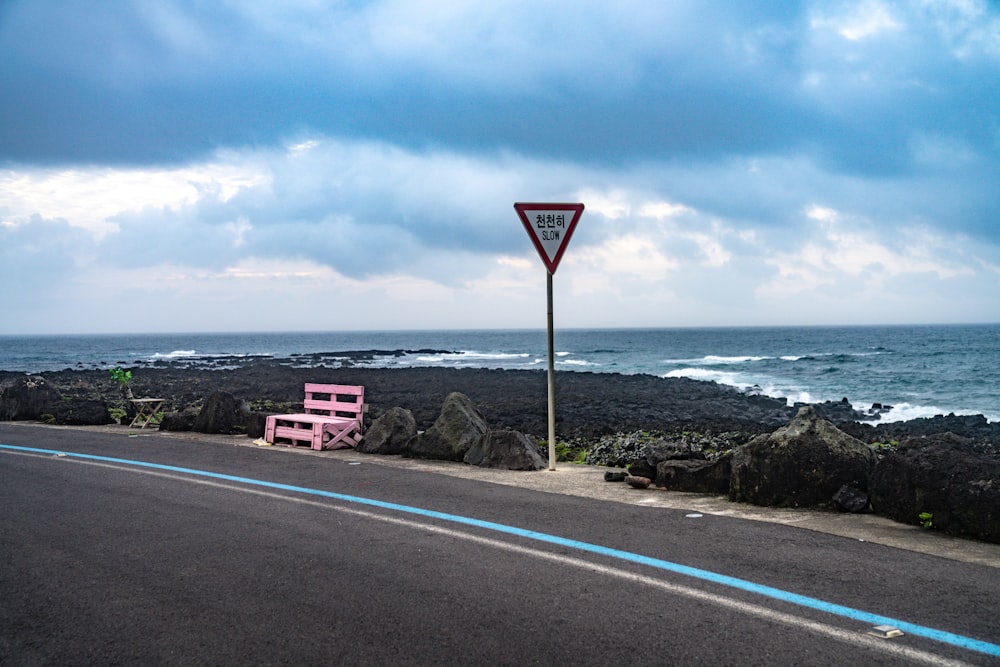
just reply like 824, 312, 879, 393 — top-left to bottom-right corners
810, 0, 902, 41
758, 207, 981, 300
0, 162, 270, 237
1, 1, 999, 333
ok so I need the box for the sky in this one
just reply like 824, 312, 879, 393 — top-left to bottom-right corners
1, 1, 999, 335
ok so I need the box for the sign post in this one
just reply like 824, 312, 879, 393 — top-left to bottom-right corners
514, 202, 584, 471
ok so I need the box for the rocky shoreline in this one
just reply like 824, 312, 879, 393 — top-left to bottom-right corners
3, 362, 998, 543
4, 362, 998, 446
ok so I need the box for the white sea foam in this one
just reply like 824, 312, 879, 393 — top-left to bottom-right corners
151, 349, 197, 359
409, 350, 538, 368
700, 355, 768, 364
869, 402, 993, 424
749, 382, 815, 405
775, 390, 816, 405
456, 351, 531, 360
662, 355, 768, 365
416, 351, 532, 363
666, 369, 820, 407
664, 368, 746, 386
879, 403, 941, 422
559, 359, 599, 367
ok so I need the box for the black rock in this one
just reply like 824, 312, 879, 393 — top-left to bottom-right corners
406, 392, 488, 461
193, 391, 251, 434
833, 484, 870, 513
51, 398, 113, 426
730, 406, 876, 508
627, 460, 657, 480
870, 433, 1000, 542
464, 429, 546, 470
0, 376, 62, 421
357, 406, 417, 455
656, 455, 731, 495
160, 407, 200, 432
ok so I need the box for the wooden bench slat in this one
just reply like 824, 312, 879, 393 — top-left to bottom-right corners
304, 400, 362, 414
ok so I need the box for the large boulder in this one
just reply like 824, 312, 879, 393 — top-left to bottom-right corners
0, 376, 62, 420
406, 392, 488, 461
193, 391, 251, 434
656, 454, 732, 495
645, 433, 720, 492
870, 433, 1000, 543
51, 398, 113, 426
0, 378, 111, 425
245, 412, 270, 439
357, 407, 417, 455
159, 406, 200, 432
464, 429, 546, 470
730, 406, 876, 508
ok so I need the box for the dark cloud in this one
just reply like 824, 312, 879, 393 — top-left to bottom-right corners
4, 1, 995, 182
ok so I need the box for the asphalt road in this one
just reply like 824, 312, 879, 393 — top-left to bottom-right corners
2, 424, 999, 666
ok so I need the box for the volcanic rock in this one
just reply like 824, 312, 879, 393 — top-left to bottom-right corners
160, 407, 200, 432
193, 391, 251, 435
730, 406, 876, 508
464, 428, 547, 470
51, 398, 113, 426
657, 455, 732, 495
870, 433, 1000, 543
626, 475, 652, 489
357, 406, 417, 455
0, 376, 62, 421
406, 392, 488, 461
832, 484, 870, 513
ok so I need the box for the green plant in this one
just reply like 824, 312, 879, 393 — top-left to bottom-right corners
109, 367, 134, 397
108, 367, 135, 414
543, 439, 592, 463
918, 512, 934, 529
109, 366, 132, 387
871, 440, 900, 451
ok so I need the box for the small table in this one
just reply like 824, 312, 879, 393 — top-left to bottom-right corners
130, 398, 165, 429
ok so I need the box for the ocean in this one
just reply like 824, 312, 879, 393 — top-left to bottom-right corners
0, 324, 997, 423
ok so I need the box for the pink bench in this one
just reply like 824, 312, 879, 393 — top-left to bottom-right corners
264, 384, 366, 450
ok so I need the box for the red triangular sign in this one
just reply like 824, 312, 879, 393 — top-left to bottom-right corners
514, 202, 584, 274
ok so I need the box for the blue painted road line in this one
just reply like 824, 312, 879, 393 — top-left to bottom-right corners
4, 442, 999, 659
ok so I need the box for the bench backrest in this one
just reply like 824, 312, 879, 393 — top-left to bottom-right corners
303, 383, 366, 425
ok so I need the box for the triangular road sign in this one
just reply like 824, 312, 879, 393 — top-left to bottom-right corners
514, 202, 584, 274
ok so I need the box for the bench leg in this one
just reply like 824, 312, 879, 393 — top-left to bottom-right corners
321, 422, 361, 450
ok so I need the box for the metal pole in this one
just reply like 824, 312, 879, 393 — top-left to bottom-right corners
546, 271, 556, 471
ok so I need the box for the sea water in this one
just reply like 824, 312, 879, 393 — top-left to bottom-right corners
0, 324, 997, 423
